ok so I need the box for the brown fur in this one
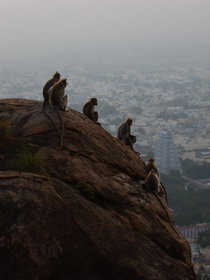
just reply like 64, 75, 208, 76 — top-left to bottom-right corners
83, 98, 99, 123
49, 79, 68, 109
143, 169, 181, 238
117, 118, 132, 140
49, 78, 68, 151
145, 159, 168, 202
144, 169, 160, 193
117, 118, 139, 154
146, 158, 160, 178
42, 72, 61, 109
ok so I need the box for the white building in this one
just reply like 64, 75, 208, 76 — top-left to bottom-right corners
155, 129, 181, 174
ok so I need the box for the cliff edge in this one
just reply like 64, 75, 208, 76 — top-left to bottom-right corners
0, 99, 195, 280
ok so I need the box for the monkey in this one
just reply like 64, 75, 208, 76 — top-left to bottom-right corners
117, 118, 133, 148
117, 118, 139, 154
42, 72, 61, 110
143, 169, 181, 238
82, 98, 101, 125
144, 169, 160, 193
146, 158, 159, 177
48, 78, 68, 150
42, 72, 62, 132
145, 158, 168, 202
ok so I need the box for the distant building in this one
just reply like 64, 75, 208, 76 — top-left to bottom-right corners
155, 129, 181, 174
179, 223, 210, 242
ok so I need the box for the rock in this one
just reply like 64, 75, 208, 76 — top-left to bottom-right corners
0, 99, 195, 280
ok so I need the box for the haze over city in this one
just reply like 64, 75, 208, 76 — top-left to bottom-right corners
0, 0, 210, 59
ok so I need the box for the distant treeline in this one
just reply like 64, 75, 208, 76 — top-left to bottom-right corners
161, 171, 210, 226
181, 159, 210, 179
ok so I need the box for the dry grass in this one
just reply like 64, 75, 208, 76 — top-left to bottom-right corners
14, 148, 49, 176
0, 120, 15, 142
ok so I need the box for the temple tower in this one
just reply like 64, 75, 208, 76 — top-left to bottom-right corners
155, 129, 181, 174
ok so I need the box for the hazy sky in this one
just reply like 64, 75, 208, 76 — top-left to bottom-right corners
0, 0, 209, 58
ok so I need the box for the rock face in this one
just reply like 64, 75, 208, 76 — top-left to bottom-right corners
0, 99, 195, 280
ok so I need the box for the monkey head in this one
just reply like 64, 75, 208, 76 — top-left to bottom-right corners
61, 78, 68, 88
149, 158, 155, 163
126, 118, 133, 126
91, 98, 98, 106
53, 72, 61, 79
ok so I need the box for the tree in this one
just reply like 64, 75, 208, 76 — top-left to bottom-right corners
197, 230, 210, 248
181, 159, 210, 179
161, 172, 210, 226
196, 273, 203, 280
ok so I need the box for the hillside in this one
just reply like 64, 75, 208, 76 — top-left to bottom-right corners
0, 99, 195, 280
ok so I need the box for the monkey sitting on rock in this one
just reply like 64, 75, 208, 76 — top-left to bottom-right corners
145, 158, 167, 202
48, 78, 69, 151
83, 98, 101, 125
42, 72, 61, 109
146, 158, 160, 178
49, 78, 68, 112
144, 169, 160, 194
117, 118, 139, 155
142, 169, 181, 238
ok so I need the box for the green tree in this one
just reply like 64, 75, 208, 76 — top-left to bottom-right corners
161, 172, 210, 226
181, 159, 210, 179
197, 230, 210, 248
196, 274, 203, 280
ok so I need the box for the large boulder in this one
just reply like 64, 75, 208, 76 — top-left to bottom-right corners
0, 99, 195, 280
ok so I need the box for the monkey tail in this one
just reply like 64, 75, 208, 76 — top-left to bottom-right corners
153, 193, 181, 239
42, 109, 61, 132
56, 107, 64, 151
160, 182, 168, 203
